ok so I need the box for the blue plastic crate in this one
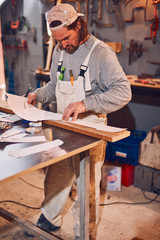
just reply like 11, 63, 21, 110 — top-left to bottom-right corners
106, 130, 147, 166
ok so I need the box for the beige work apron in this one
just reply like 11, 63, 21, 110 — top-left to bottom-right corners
56, 39, 100, 114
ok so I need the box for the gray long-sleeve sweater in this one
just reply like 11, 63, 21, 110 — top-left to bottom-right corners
35, 35, 131, 114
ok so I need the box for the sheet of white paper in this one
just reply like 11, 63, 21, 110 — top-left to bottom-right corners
0, 113, 22, 123
1, 129, 22, 138
72, 119, 126, 133
6, 93, 63, 122
0, 135, 47, 143
9, 139, 64, 158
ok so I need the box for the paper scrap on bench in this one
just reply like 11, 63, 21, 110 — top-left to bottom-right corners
0, 112, 22, 123
0, 135, 47, 143
9, 139, 64, 158
6, 93, 62, 122
73, 119, 126, 132
1, 128, 22, 138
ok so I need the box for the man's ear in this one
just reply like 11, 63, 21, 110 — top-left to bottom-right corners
76, 21, 81, 31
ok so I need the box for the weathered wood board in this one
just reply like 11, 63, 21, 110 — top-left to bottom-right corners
139, 126, 160, 170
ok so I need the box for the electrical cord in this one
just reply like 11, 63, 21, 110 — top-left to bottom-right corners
0, 177, 43, 209
19, 177, 44, 190
0, 200, 40, 209
142, 189, 160, 203
100, 190, 160, 206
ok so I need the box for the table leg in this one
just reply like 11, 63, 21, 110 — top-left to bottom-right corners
80, 150, 90, 240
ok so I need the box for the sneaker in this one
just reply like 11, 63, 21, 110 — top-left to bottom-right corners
74, 237, 80, 240
36, 213, 61, 232
24, 213, 60, 237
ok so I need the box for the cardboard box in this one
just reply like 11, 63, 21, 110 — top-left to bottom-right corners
101, 163, 121, 191
139, 125, 160, 170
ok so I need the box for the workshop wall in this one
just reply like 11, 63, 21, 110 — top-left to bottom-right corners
1, 0, 160, 133
83, 0, 160, 133
1, 0, 43, 95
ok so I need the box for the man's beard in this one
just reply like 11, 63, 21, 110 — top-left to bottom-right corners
59, 43, 79, 54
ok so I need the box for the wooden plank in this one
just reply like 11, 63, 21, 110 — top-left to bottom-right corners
0, 99, 130, 142
0, 99, 13, 113
45, 120, 130, 142
0, 207, 60, 240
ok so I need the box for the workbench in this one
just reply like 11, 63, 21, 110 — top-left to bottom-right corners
127, 76, 160, 107
0, 100, 130, 240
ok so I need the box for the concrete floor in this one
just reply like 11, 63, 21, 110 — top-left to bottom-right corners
0, 169, 160, 240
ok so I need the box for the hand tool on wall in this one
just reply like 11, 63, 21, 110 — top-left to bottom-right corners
90, 0, 113, 28
11, 0, 19, 29
150, 1, 159, 44
11, 0, 23, 30
112, 0, 124, 31
125, 6, 147, 23
106, 0, 114, 13
144, 1, 159, 43
127, 39, 146, 65
98, 0, 103, 20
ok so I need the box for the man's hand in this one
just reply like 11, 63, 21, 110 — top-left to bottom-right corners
27, 93, 37, 106
62, 101, 86, 121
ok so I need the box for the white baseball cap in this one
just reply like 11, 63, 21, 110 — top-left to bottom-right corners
45, 4, 84, 31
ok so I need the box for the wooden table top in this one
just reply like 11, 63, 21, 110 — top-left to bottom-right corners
0, 122, 103, 183
127, 75, 160, 89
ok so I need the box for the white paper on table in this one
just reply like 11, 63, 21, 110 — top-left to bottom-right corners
6, 93, 63, 122
72, 119, 126, 133
9, 139, 64, 158
0, 113, 22, 123
1, 128, 23, 138
0, 112, 21, 122
0, 135, 47, 143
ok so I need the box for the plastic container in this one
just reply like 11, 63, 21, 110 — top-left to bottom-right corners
106, 130, 147, 166
121, 163, 134, 187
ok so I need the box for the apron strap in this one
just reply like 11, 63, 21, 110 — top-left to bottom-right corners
79, 39, 100, 78
79, 65, 88, 78
57, 50, 64, 72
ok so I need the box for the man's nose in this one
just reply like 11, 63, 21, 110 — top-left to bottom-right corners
61, 40, 68, 48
